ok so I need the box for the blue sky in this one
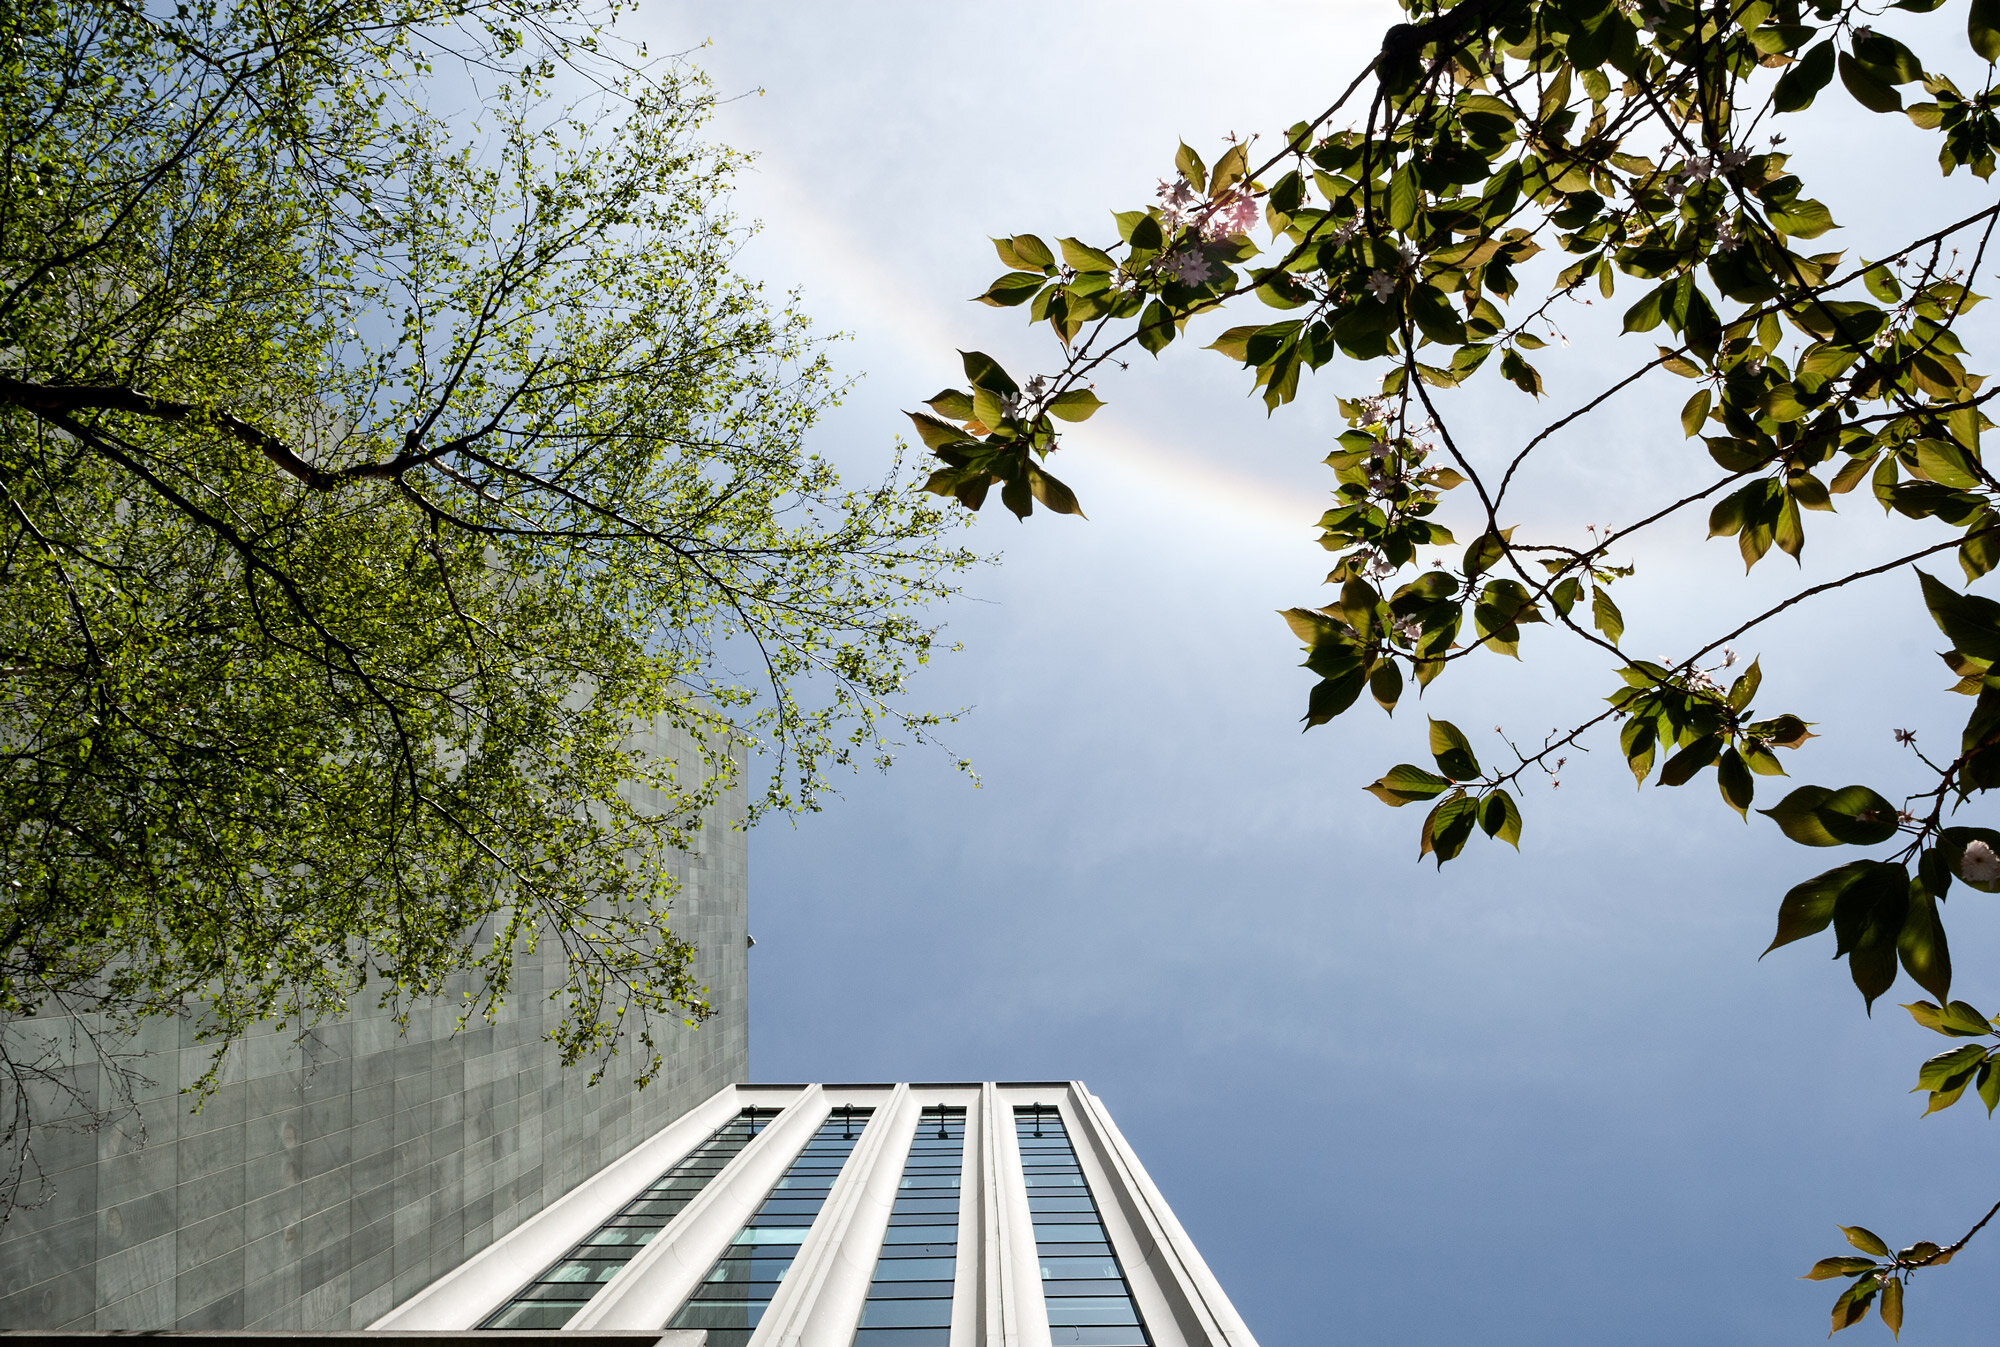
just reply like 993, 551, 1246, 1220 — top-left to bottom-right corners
626, 4, 2000, 1343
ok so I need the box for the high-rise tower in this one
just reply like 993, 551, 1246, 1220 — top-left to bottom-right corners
374, 1081, 1258, 1347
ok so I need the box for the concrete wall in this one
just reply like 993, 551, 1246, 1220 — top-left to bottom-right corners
0, 718, 749, 1331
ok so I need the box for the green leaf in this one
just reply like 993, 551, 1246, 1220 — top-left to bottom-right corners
1830, 1272, 1879, 1333
1175, 141, 1207, 191
1815, 784, 1901, 845
1420, 792, 1478, 865
1207, 141, 1249, 196
959, 350, 1020, 395
1804, 1257, 1881, 1280
994, 234, 1055, 271
1463, 529, 1508, 577
1936, 826, 2000, 891
1842, 1226, 1891, 1258
1974, 0, 2000, 61
1764, 860, 1872, 954
926, 388, 975, 420
1137, 299, 1175, 355
1388, 161, 1420, 232
1880, 1275, 1903, 1339
1915, 439, 1980, 489
1729, 659, 1762, 710
1914, 1042, 1986, 1092
1853, 29, 1924, 83
1499, 347, 1542, 395
1903, 999, 1994, 1036
1369, 660, 1404, 715
1429, 718, 1482, 781
977, 271, 1047, 307
1898, 885, 1952, 1002
1059, 237, 1116, 273
1590, 586, 1625, 644
1774, 40, 1837, 110
1623, 282, 1669, 333
1717, 747, 1755, 817
1760, 784, 1900, 846
1479, 789, 1523, 848
1025, 465, 1084, 517
1620, 713, 1657, 785
1918, 569, 2000, 661
1657, 734, 1722, 787
1839, 51, 1903, 112
1304, 667, 1367, 726
1046, 388, 1104, 422
1681, 388, 1712, 438
1552, 576, 1582, 616
1981, 1060, 2000, 1115
905, 411, 973, 451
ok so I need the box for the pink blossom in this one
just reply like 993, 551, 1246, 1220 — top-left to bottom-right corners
1201, 190, 1261, 241
1161, 249, 1214, 286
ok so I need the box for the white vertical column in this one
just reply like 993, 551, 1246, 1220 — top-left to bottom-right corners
760, 1085, 916, 1347
369, 1082, 755, 1329
979, 1083, 1052, 1347
575, 1085, 830, 1329
1061, 1084, 1260, 1347
949, 1092, 981, 1347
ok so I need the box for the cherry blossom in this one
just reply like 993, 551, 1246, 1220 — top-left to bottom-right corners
1160, 248, 1213, 286
1960, 839, 2000, 884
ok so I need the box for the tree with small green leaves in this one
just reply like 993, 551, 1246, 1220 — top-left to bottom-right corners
0, 0, 971, 1213
920, 0, 2000, 1329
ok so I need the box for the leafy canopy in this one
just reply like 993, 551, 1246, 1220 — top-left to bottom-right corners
0, 0, 971, 1205
921, 0, 2000, 1330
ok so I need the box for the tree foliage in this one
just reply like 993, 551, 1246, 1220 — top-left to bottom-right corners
926, 0, 2000, 1328
0, 0, 971, 1208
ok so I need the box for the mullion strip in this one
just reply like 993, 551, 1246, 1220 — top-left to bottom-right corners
852, 1106, 965, 1347
1015, 1106, 1152, 1347
669, 1106, 875, 1347
479, 1108, 779, 1330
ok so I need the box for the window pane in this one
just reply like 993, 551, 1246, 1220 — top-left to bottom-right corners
859, 1298, 955, 1328
668, 1110, 874, 1335
852, 1108, 964, 1344
479, 1108, 779, 1330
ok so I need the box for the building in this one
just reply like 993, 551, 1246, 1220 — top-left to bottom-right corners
0, 720, 750, 1332
372, 1081, 1258, 1347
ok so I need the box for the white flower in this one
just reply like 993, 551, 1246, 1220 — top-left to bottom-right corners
1719, 147, 1751, 170
1962, 839, 2000, 883
1852, 25, 1874, 42
1365, 269, 1397, 302
1682, 155, 1713, 183
1025, 374, 1048, 399
1330, 219, 1361, 245
1395, 616, 1423, 643
1201, 190, 1261, 240
1156, 177, 1199, 228
998, 392, 1021, 420
1161, 248, 1214, 286
1715, 215, 1742, 252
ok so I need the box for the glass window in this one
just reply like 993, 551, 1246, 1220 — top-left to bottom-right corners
668, 1107, 874, 1347
859, 1297, 955, 1327
1014, 1108, 1152, 1347
478, 1108, 779, 1331
850, 1107, 965, 1346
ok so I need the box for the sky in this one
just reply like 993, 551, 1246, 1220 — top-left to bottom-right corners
618, 4, 2000, 1343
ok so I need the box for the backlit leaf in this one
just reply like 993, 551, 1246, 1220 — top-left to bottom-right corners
1429, 718, 1481, 781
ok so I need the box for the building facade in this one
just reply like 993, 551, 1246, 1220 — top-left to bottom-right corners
374, 1081, 1259, 1347
0, 720, 750, 1332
